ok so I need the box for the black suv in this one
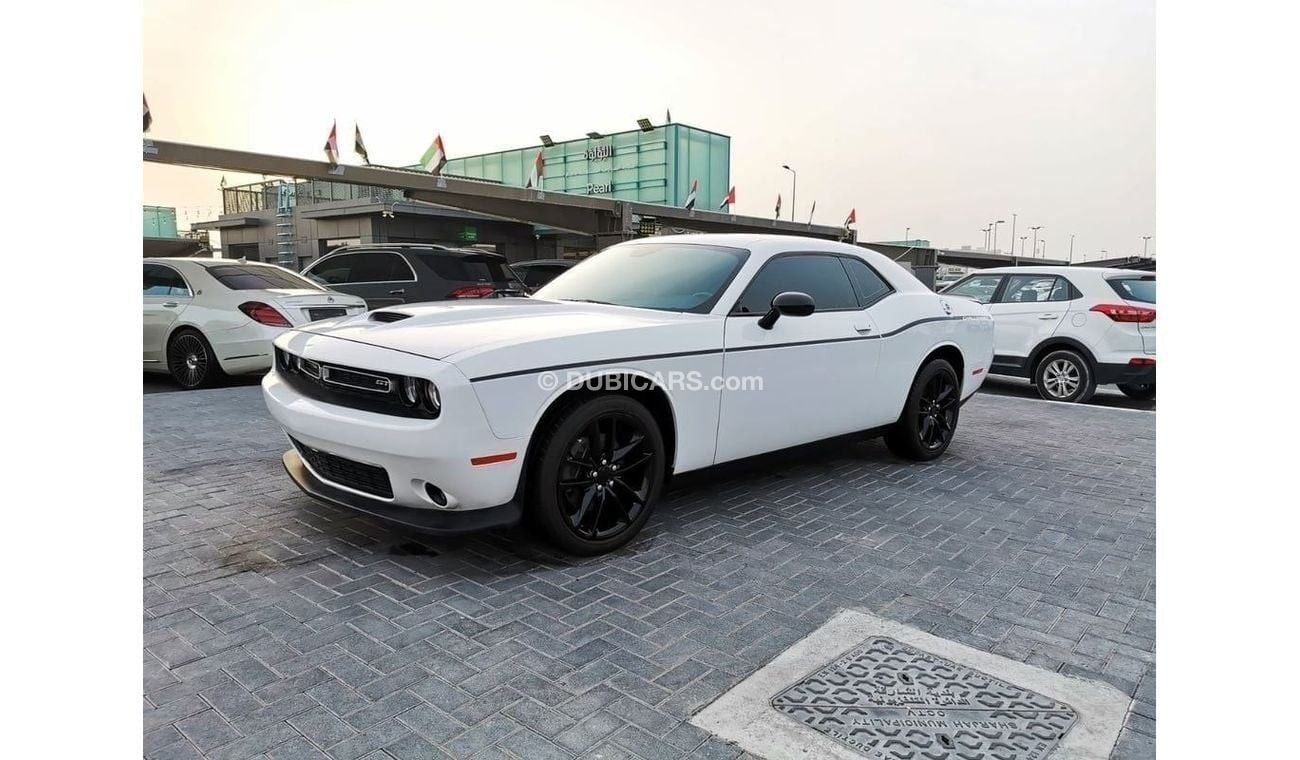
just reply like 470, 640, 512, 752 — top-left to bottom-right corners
302, 244, 527, 309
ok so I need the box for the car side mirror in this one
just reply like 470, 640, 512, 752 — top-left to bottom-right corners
758, 291, 816, 330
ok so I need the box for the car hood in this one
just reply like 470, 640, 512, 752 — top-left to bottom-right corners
293, 298, 716, 365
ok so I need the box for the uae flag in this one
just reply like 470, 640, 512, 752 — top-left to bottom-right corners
420, 134, 447, 174
143, 95, 152, 133
354, 124, 370, 165
774, 194, 782, 220
683, 179, 698, 210
718, 185, 735, 209
844, 208, 857, 228
525, 149, 545, 189
324, 121, 339, 167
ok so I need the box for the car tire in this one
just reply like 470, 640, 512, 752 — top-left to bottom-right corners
166, 328, 223, 390
1118, 382, 1156, 400
885, 358, 962, 462
530, 395, 667, 555
1033, 349, 1096, 404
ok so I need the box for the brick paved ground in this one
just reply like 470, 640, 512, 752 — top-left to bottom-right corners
144, 387, 1155, 760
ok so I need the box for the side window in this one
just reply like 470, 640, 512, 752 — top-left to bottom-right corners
1048, 277, 1074, 302
143, 264, 190, 296
352, 252, 415, 282
1001, 275, 1063, 304
732, 254, 859, 315
306, 254, 357, 285
840, 257, 893, 306
945, 274, 1003, 304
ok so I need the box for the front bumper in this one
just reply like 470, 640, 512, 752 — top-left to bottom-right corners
282, 450, 521, 534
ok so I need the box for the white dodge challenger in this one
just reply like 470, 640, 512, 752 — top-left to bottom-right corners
263, 234, 994, 554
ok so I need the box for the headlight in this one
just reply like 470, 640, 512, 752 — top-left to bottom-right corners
423, 381, 441, 415
401, 377, 421, 406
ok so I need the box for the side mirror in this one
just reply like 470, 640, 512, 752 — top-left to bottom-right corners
758, 291, 816, 329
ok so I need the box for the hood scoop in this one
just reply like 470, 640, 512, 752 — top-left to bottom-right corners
370, 311, 412, 323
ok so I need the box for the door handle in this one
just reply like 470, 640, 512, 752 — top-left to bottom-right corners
1038, 314, 1058, 319
388, 289, 405, 295
854, 324, 873, 335
163, 301, 179, 308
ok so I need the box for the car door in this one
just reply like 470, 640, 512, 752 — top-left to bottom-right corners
715, 253, 881, 463
304, 251, 417, 308
143, 263, 192, 365
988, 274, 1072, 370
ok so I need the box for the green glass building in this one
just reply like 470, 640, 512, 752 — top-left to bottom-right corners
441, 123, 730, 210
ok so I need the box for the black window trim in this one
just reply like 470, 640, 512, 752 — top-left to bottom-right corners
728, 251, 895, 317
144, 262, 193, 298
303, 250, 418, 285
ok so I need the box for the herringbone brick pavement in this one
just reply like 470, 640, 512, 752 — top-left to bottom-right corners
144, 387, 1154, 759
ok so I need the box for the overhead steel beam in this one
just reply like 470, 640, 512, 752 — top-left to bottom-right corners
144, 139, 851, 243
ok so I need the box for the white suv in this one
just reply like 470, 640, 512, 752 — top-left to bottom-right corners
942, 266, 1155, 403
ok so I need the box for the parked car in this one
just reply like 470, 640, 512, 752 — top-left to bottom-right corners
302, 243, 526, 308
941, 266, 1155, 402
263, 234, 994, 554
144, 258, 367, 389
512, 258, 577, 290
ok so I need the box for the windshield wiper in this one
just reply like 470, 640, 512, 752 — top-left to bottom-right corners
558, 298, 615, 305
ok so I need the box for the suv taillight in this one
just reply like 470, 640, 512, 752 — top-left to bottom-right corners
239, 301, 292, 326
448, 285, 496, 299
1090, 303, 1155, 323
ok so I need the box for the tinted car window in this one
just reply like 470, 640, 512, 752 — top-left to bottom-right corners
419, 254, 513, 283
945, 274, 1002, 304
519, 264, 567, 288
144, 264, 190, 296
308, 252, 413, 284
1108, 276, 1156, 303
732, 254, 859, 314
841, 257, 892, 306
1001, 275, 1068, 303
207, 264, 323, 291
536, 242, 748, 313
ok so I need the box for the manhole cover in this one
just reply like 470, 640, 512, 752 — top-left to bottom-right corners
771, 636, 1078, 760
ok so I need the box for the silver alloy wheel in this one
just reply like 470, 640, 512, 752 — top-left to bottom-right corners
1043, 358, 1081, 399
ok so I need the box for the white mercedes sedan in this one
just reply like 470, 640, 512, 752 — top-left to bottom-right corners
144, 258, 367, 389
263, 234, 994, 554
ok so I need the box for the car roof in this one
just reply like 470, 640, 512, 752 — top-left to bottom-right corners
144, 257, 283, 268
329, 244, 506, 260
513, 259, 575, 267
967, 265, 1153, 277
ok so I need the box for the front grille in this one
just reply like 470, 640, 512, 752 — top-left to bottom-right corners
306, 307, 348, 321
275, 348, 439, 419
292, 437, 393, 499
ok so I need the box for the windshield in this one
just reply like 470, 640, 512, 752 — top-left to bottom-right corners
1108, 276, 1156, 304
534, 242, 749, 313
208, 264, 324, 291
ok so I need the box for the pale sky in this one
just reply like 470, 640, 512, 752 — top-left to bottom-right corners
144, 0, 1154, 259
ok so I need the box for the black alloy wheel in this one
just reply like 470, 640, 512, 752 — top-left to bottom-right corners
532, 396, 665, 555
886, 358, 961, 461
167, 329, 220, 390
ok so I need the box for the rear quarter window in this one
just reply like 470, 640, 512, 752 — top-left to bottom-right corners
1108, 276, 1156, 303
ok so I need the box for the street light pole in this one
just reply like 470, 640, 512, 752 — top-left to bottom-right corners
781, 165, 796, 222
1030, 226, 1043, 258
1142, 235, 1152, 256
1020, 236, 1028, 256
1069, 234, 1075, 262
1010, 213, 1017, 256
905, 226, 910, 243
993, 219, 1005, 253
1042, 240, 1047, 258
